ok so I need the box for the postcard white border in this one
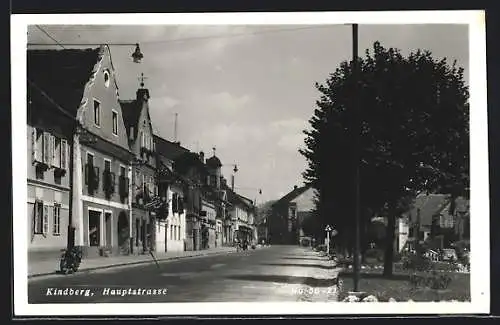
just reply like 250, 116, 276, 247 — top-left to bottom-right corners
12, 10, 488, 316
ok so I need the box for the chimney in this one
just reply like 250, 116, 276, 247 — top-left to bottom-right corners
294, 185, 298, 190
136, 88, 150, 102
199, 151, 205, 163
231, 174, 235, 191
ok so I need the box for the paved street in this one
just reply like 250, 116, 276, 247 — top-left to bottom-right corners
28, 246, 341, 303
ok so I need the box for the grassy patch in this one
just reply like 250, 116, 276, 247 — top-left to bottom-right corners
338, 269, 470, 302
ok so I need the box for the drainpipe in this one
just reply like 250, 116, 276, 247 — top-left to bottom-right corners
67, 122, 76, 250
128, 164, 133, 254
70, 124, 85, 250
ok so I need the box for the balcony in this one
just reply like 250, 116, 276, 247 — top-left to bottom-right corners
119, 175, 129, 199
85, 164, 99, 195
103, 170, 116, 200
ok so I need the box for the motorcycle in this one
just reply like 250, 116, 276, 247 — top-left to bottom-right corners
59, 246, 83, 274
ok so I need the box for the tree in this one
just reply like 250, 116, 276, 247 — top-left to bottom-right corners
300, 41, 469, 276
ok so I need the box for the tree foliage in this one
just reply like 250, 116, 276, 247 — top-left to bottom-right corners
299, 41, 469, 276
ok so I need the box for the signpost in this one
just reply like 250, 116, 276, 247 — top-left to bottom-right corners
325, 225, 332, 255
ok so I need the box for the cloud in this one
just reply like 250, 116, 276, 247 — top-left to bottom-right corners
207, 92, 251, 112
159, 96, 180, 109
269, 118, 309, 152
271, 118, 308, 132
277, 133, 306, 152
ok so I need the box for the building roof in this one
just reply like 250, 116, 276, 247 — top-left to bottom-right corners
272, 185, 311, 208
405, 193, 449, 226
154, 135, 190, 162
119, 99, 142, 139
27, 48, 102, 117
206, 155, 222, 168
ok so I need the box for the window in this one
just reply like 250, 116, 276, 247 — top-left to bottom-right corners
104, 70, 110, 87
120, 166, 126, 177
104, 159, 111, 172
141, 132, 145, 148
177, 226, 180, 240
33, 200, 46, 234
93, 100, 101, 126
172, 193, 178, 212
53, 204, 61, 235
170, 225, 173, 240
112, 111, 118, 135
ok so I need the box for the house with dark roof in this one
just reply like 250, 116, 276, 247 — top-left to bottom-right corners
395, 193, 470, 253
269, 185, 315, 245
119, 80, 162, 255
153, 135, 190, 252
27, 70, 76, 259
28, 45, 135, 258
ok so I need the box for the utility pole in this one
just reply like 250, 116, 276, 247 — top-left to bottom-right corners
352, 23, 361, 293
174, 113, 178, 143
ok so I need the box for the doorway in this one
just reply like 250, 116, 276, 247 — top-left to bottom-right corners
88, 210, 101, 247
105, 212, 112, 248
117, 211, 129, 254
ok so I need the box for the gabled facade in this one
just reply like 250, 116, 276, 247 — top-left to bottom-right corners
269, 185, 315, 245
120, 84, 159, 254
27, 46, 135, 258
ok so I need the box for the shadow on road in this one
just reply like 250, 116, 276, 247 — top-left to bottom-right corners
280, 257, 327, 261
226, 274, 339, 287
260, 263, 337, 270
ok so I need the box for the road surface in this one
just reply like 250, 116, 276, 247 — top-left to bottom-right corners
28, 245, 340, 303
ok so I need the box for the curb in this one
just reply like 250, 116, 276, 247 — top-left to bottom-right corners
28, 249, 237, 280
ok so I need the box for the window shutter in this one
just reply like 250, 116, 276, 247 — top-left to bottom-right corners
31, 128, 37, 162
43, 204, 49, 235
43, 132, 51, 164
85, 164, 89, 184
61, 140, 67, 170
50, 135, 56, 167
94, 166, 100, 188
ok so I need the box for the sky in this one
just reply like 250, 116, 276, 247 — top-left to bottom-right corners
27, 24, 469, 203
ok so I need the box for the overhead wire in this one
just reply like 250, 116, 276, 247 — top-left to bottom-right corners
29, 24, 342, 47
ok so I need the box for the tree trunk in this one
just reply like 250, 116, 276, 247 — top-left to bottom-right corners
383, 214, 396, 277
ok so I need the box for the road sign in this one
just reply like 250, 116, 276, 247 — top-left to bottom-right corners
325, 225, 332, 231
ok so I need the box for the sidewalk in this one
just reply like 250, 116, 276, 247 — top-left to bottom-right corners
28, 246, 236, 279
284, 247, 343, 302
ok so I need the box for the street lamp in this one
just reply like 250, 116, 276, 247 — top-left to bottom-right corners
351, 23, 361, 293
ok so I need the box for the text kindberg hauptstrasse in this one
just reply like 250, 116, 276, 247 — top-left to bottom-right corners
45, 288, 168, 297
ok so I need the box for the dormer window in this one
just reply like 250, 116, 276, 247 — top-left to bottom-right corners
103, 70, 110, 88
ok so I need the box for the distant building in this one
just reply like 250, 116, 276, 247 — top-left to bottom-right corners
269, 185, 315, 245
396, 193, 470, 252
